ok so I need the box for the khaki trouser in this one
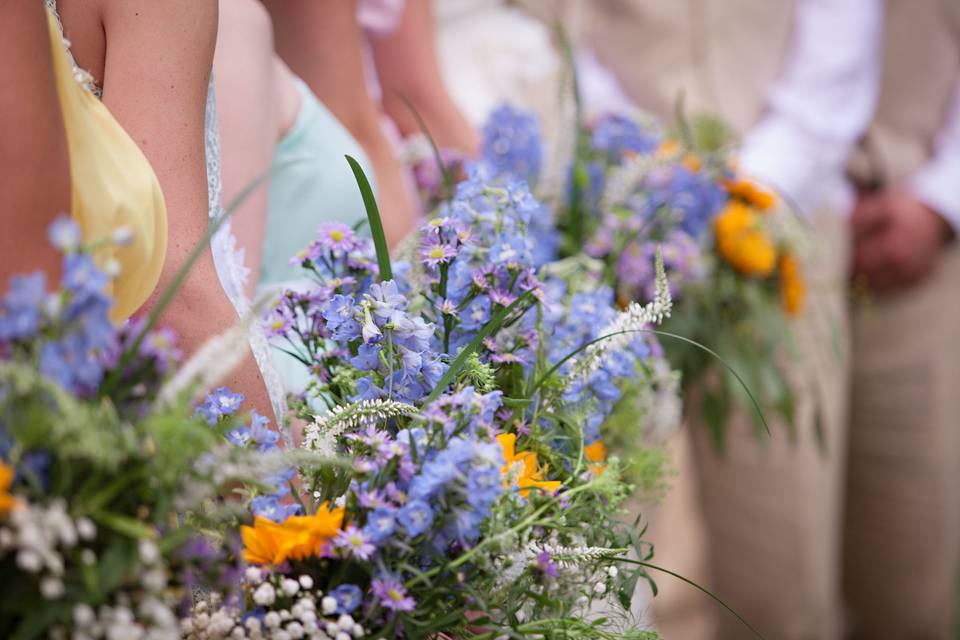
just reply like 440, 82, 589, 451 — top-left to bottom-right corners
649, 218, 960, 639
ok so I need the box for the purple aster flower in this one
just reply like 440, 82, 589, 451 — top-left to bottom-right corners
371, 576, 416, 612
335, 525, 376, 560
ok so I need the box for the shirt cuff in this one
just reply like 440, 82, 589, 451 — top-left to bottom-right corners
910, 157, 960, 234
740, 118, 853, 219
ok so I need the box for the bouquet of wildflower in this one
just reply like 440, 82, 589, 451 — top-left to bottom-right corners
207, 166, 675, 639
481, 104, 808, 447
0, 219, 283, 639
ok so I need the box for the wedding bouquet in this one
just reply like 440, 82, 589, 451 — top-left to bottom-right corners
481, 105, 808, 446
0, 219, 286, 640
188, 164, 675, 639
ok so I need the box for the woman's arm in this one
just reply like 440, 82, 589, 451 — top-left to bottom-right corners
97, 0, 275, 420
213, 0, 281, 299
263, 0, 418, 245
0, 1, 71, 280
372, 0, 479, 156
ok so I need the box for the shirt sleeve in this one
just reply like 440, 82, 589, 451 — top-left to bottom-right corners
739, 0, 882, 217
909, 80, 960, 233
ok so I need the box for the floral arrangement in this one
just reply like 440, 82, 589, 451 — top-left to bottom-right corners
479, 104, 808, 446
214, 163, 677, 638
0, 219, 289, 640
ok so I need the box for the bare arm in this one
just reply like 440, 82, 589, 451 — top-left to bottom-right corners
97, 0, 275, 420
372, 0, 479, 156
263, 0, 418, 245
0, 0, 71, 280
213, 0, 279, 299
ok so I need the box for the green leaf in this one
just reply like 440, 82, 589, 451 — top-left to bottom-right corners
346, 155, 392, 281
424, 292, 534, 404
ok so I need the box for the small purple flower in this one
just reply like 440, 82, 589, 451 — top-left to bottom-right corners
535, 550, 559, 578
334, 525, 376, 560
371, 576, 416, 612
249, 411, 279, 452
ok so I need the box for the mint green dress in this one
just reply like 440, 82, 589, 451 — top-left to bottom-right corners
260, 77, 376, 398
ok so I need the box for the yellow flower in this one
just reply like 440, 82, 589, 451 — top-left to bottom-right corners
496, 433, 561, 498
656, 139, 680, 157
0, 463, 19, 516
723, 178, 778, 211
779, 252, 805, 316
241, 516, 289, 565
714, 201, 778, 277
242, 502, 345, 565
584, 440, 608, 477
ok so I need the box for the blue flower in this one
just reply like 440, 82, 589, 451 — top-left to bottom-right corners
481, 105, 543, 185
363, 507, 397, 543
196, 387, 245, 425
249, 411, 279, 452
466, 466, 502, 510
353, 376, 386, 401
322, 294, 360, 342
225, 426, 252, 448
397, 500, 434, 538
62, 254, 109, 297
350, 343, 381, 371
0, 273, 46, 340
331, 584, 364, 614
251, 495, 300, 522
591, 113, 658, 160
368, 281, 407, 321
47, 216, 82, 251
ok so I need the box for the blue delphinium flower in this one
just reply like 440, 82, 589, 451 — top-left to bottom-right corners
363, 507, 397, 543
397, 499, 434, 538
250, 495, 300, 522
331, 583, 364, 614
481, 104, 543, 186
249, 411, 279, 452
196, 387, 245, 425
591, 113, 658, 161
0, 272, 46, 341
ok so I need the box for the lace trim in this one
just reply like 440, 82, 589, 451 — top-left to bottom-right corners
205, 79, 290, 439
44, 0, 103, 97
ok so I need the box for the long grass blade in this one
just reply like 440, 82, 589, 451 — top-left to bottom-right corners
423, 292, 533, 404
618, 558, 766, 640
393, 91, 453, 197
528, 327, 770, 436
346, 155, 392, 281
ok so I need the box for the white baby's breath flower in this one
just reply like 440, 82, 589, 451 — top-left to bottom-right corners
298, 575, 314, 590
321, 597, 337, 615
281, 578, 300, 597
40, 576, 64, 599
286, 622, 305, 639
264, 611, 282, 629
112, 226, 135, 246
244, 567, 262, 583
16, 549, 42, 573
75, 518, 96, 541
138, 539, 160, 565
253, 583, 276, 606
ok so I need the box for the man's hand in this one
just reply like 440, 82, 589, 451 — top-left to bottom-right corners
850, 189, 954, 295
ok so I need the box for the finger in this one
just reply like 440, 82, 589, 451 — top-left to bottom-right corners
851, 234, 890, 279
850, 194, 889, 242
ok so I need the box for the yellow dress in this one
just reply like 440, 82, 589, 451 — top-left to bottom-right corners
45, 8, 167, 322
